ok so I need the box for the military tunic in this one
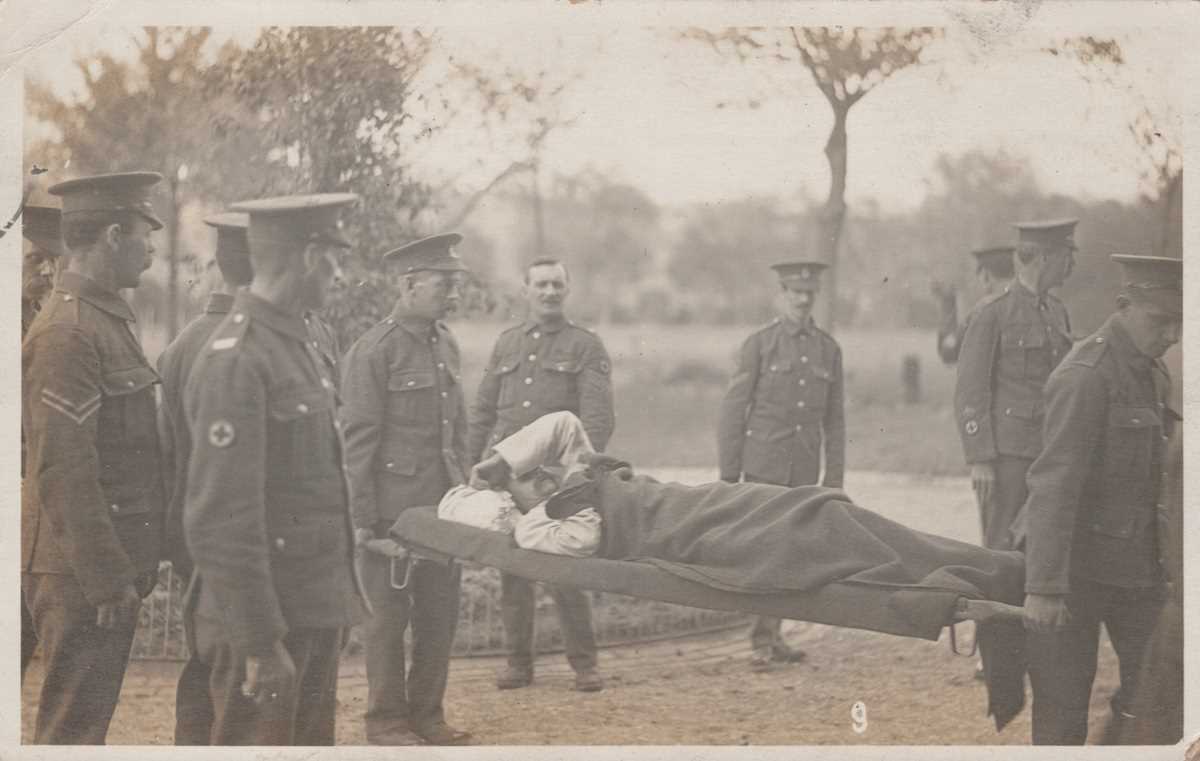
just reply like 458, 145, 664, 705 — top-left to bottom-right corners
21, 271, 165, 744
183, 291, 365, 745
1019, 316, 1173, 745
467, 319, 612, 676
954, 283, 1072, 550
340, 309, 467, 740
717, 316, 845, 488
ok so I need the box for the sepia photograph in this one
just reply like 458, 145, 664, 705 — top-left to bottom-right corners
3, 0, 1195, 756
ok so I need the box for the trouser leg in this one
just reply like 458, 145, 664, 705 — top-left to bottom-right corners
1100, 585, 1164, 744
21, 589, 38, 682
1027, 582, 1103, 745
500, 572, 536, 670
173, 653, 214, 744
24, 573, 137, 745
547, 584, 597, 671
985, 456, 1031, 550
408, 560, 461, 728
750, 616, 782, 650
199, 619, 338, 745
359, 549, 414, 740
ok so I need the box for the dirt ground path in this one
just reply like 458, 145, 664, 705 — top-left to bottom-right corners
21, 470, 1124, 745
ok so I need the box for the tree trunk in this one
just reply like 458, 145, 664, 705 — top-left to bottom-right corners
1159, 169, 1182, 258
818, 103, 850, 333
531, 155, 547, 258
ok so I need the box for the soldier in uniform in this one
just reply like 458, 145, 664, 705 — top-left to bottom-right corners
954, 220, 1076, 551
1019, 255, 1182, 745
182, 194, 367, 745
22, 172, 166, 743
157, 212, 252, 744
468, 257, 611, 693
20, 203, 64, 681
935, 245, 1016, 364
717, 260, 845, 671
341, 233, 472, 746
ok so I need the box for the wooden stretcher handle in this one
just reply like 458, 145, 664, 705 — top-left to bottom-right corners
953, 598, 1025, 623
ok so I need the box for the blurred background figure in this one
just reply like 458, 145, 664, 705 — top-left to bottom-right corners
934, 245, 1016, 365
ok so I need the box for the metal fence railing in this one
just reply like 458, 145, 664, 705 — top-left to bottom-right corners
132, 563, 749, 661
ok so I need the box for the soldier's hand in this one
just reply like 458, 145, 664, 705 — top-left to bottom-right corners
95, 584, 141, 629
1023, 593, 1070, 633
354, 528, 376, 548
970, 463, 996, 507
242, 640, 296, 707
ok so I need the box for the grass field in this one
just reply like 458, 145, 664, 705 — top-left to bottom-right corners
140, 320, 967, 475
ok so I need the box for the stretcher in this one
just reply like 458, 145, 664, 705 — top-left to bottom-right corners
390, 506, 1023, 643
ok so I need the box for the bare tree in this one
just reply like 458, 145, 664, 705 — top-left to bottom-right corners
684, 26, 941, 331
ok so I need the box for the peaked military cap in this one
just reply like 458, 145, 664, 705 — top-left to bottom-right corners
21, 204, 64, 257
48, 171, 165, 231
771, 260, 827, 290
971, 245, 1015, 279
1112, 254, 1182, 316
203, 211, 250, 254
1012, 218, 1078, 250
382, 232, 468, 273
231, 193, 358, 249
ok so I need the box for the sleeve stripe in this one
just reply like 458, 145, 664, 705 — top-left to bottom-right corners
41, 388, 102, 414
41, 393, 102, 425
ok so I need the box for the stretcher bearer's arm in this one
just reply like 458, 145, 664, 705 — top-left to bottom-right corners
340, 339, 387, 530
578, 336, 615, 452
717, 335, 760, 482
184, 353, 286, 656
954, 305, 1000, 463
513, 504, 601, 557
28, 325, 136, 605
822, 343, 846, 488
493, 410, 596, 477
467, 338, 504, 465
1023, 365, 1106, 595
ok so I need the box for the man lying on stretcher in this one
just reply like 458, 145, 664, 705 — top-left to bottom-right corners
437, 411, 1025, 624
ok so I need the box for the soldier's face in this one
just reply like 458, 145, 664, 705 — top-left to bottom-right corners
523, 263, 570, 321
302, 243, 345, 311
1042, 247, 1075, 290
507, 468, 562, 513
110, 217, 156, 289
780, 282, 817, 322
23, 250, 58, 305
408, 271, 461, 320
1124, 302, 1182, 359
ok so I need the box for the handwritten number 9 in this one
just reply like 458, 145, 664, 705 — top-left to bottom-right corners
851, 701, 868, 734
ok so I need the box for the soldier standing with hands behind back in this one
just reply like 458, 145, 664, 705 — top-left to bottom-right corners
22, 172, 166, 743
341, 233, 473, 746
718, 260, 844, 671
468, 257, 612, 693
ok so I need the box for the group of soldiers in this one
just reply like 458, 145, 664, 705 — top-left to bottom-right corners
17, 169, 1183, 748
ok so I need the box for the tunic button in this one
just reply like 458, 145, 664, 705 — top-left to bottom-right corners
63, 295, 73, 302
528, 354, 537, 361
1018, 339, 1024, 347
321, 378, 333, 389
110, 504, 119, 513
770, 364, 777, 371
798, 379, 806, 386
797, 401, 805, 408
407, 380, 415, 386
386, 461, 395, 469
297, 403, 309, 413
1005, 408, 1012, 416
795, 425, 803, 432
500, 366, 509, 372
387, 318, 395, 324
310, 340, 318, 348
800, 356, 808, 363
275, 537, 286, 550
233, 313, 245, 324
1096, 337, 1105, 343
524, 377, 533, 385
522, 401, 532, 408
745, 429, 753, 436
437, 363, 445, 369
1131, 418, 1140, 424
532, 332, 541, 339
431, 336, 438, 343
127, 380, 135, 387
441, 391, 448, 398
443, 419, 449, 425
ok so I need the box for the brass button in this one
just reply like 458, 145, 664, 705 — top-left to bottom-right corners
522, 400, 532, 408
524, 377, 533, 385
798, 379, 806, 386
532, 331, 541, 339
441, 391, 448, 398
800, 356, 808, 363
406, 380, 416, 387
233, 313, 245, 324
275, 537, 286, 550
528, 354, 537, 361
63, 295, 73, 302
795, 425, 803, 432
745, 429, 753, 436
127, 380, 135, 387
797, 401, 805, 408
1005, 408, 1012, 415
769, 364, 777, 371
437, 362, 445, 369
321, 378, 333, 389
431, 336, 438, 343
386, 461, 395, 469
1131, 418, 1140, 424
297, 403, 309, 413
110, 504, 120, 513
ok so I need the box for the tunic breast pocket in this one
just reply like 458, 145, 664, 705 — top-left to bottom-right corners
540, 356, 582, 408
269, 389, 336, 479
386, 369, 435, 423
1101, 406, 1159, 480
1001, 325, 1051, 380
98, 365, 160, 450
760, 358, 795, 400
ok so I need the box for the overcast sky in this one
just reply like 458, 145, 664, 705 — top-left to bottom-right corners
23, 8, 1187, 215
